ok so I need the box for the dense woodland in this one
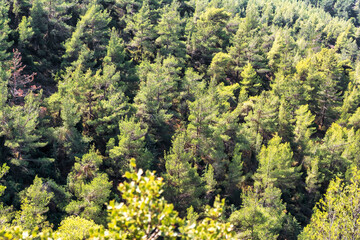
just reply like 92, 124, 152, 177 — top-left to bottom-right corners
1, 0, 360, 239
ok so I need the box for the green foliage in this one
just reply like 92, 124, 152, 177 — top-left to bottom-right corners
66, 147, 112, 223
57, 64, 128, 143
155, 1, 185, 59
13, 176, 54, 231
0, 164, 12, 227
107, 116, 153, 178
18, 16, 34, 46
230, 185, 290, 240
254, 134, 300, 191
300, 166, 360, 239
208, 52, 233, 83
267, 29, 297, 74
188, 7, 231, 72
296, 48, 350, 128
0, 0, 12, 62
163, 132, 204, 213
1, 0, 360, 237
243, 91, 279, 151
54, 216, 99, 240
63, 4, 111, 69
91, 161, 234, 239
240, 62, 262, 96
125, 0, 156, 62
134, 56, 179, 126
229, 4, 270, 76
0, 91, 47, 166
294, 104, 316, 154
92, 163, 181, 239
180, 196, 235, 239
305, 123, 352, 190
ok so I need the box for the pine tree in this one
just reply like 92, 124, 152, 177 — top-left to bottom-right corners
125, 0, 156, 62
7, 49, 37, 102
277, 98, 294, 142
223, 145, 244, 198
296, 48, 349, 128
230, 185, 291, 240
267, 29, 297, 74
294, 104, 315, 154
0, 164, 12, 227
29, 0, 48, 52
187, 7, 231, 73
0, 0, 12, 63
56, 64, 128, 145
243, 91, 279, 152
66, 147, 112, 224
0, 91, 47, 168
240, 62, 262, 96
208, 52, 234, 84
18, 16, 34, 47
186, 81, 235, 166
163, 132, 204, 214
134, 56, 180, 148
104, 28, 136, 96
305, 123, 351, 190
13, 176, 54, 230
335, 24, 358, 61
155, 1, 185, 60
300, 166, 360, 239
229, 3, 270, 78
63, 4, 111, 69
253, 134, 300, 191
107, 116, 153, 180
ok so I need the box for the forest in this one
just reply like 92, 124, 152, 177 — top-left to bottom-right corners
1, 0, 360, 239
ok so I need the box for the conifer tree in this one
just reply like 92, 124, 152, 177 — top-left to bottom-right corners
125, 0, 156, 62
107, 116, 153, 180
240, 62, 262, 96
208, 52, 233, 84
186, 81, 233, 166
300, 166, 360, 240
335, 24, 358, 61
243, 91, 279, 152
267, 29, 297, 74
155, 1, 185, 60
0, 0, 12, 63
254, 134, 300, 191
104, 28, 136, 96
223, 145, 244, 198
0, 91, 47, 169
13, 176, 54, 231
29, 0, 48, 51
305, 123, 351, 191
187, 7, 231, 73
134, 56, 180, 148
56, 64, 128, 144
63, 4, 111, 69
0, 164, 12, 227
296, 48, 349, 128
18, 16, 34, 48
66, 147, 112, 224
230, 185, 292, 240
277, 98, 294, 142
294, 104, 315, 154
229, 3, 270, 77
163, 132, 204, 214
